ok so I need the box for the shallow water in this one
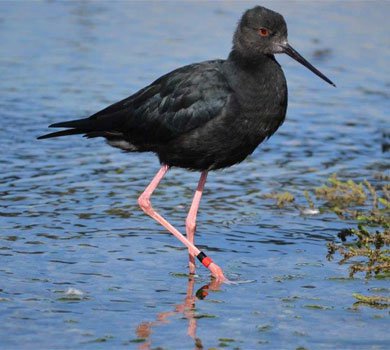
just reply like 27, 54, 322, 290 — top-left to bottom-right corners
0, 1, 389, 349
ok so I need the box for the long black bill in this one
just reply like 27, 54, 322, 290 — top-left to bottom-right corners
282, 43, 335, 87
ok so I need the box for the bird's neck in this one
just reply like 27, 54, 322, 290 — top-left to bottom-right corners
223, 48, 288, 120
228, 49, 277, 69
225, 49, 284, 93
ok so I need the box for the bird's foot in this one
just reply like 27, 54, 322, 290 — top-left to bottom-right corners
188, 260, 196, 275
188, 252, 196, 275
208, 262, 228, 283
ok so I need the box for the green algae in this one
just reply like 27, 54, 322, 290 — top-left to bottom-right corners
352, 293, 390, 309
263, 191, 295, 208
317, 175, 389, 309
83, 335, 114, 343
314, 175, 389, 227
267, 174, 389, 308
353, 293, 390, 306
318, 176, 389, 279
303, 304, 333, 310
315, 174, 367, 209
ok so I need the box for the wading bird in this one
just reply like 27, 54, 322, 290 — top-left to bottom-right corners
38, 6, 335, 282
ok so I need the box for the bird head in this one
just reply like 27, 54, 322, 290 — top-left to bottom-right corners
233, 6, 335, 86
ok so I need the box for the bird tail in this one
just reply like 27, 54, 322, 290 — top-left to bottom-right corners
37, 114, 125, 140
37, 118, 93, 139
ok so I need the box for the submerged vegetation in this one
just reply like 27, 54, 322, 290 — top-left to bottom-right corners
326, 226, 389, 279
263, 191, 295, 208
264, 174, 390, 308
315, 174, 389, 228
352, 293, 390, 309
315, 175, 389, 279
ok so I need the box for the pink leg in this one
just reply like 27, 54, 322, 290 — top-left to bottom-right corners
138, 165, 226, 281
186, 171, 208, 274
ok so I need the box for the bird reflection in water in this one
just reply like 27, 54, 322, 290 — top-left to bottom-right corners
134, 276, 223, 350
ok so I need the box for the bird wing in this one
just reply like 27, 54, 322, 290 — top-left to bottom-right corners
39, 60, 233, 145
125, 60, 233, 145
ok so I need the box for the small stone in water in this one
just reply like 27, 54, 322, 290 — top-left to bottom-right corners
65, 288, 84, 296
301, 208, 320, 215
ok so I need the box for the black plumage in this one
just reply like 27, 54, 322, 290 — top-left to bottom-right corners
38, 6, 335, 280
39, 6, 335, 171
39, 56, 286, 170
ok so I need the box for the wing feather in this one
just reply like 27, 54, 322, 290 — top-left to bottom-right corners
38, 60, 233, 147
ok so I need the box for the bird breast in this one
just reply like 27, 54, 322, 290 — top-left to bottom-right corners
224, 58, 288, 142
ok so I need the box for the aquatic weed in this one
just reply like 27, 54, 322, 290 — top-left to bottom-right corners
263, 191, 295, 208
315, 175, 389, 307
326, 226, 389, 279
314, 174, 389, 227
315, 174, 367, 209
266, 174, 389, 307
352, 293, 390, 309
317, 175, 390, 279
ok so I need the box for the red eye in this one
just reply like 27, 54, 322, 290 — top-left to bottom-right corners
258, 28, 269, 37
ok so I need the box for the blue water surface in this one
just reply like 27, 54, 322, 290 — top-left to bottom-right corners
0, 1, 389, 349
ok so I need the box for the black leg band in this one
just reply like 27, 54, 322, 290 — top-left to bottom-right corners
196, 251, 213, 268
196, 251, 207, 263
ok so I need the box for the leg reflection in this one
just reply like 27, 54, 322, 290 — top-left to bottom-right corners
135, 276, 223, 349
